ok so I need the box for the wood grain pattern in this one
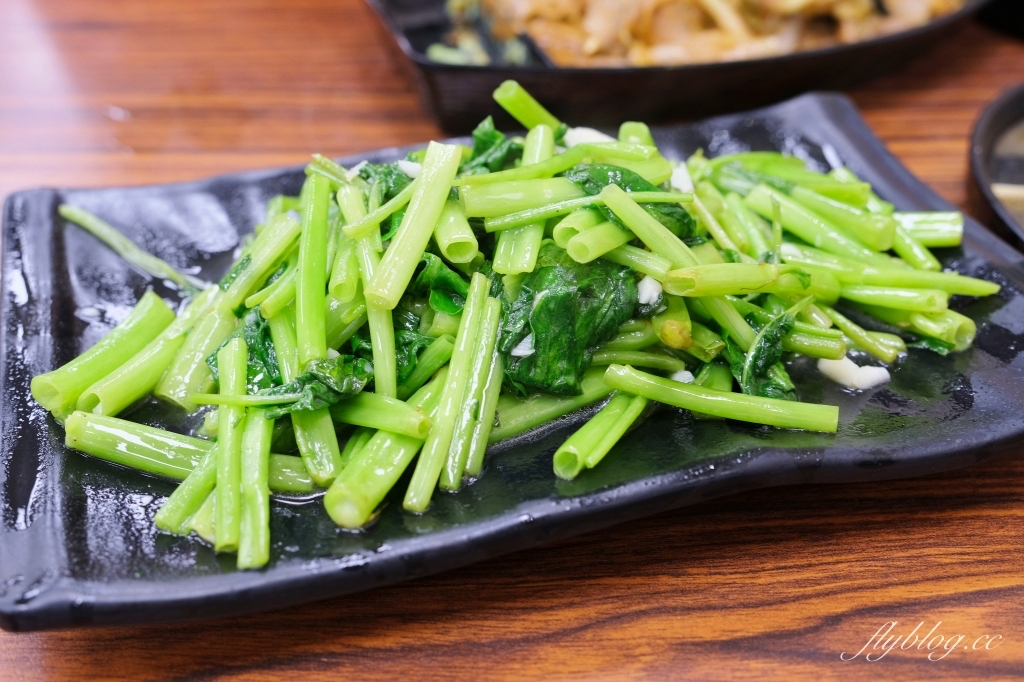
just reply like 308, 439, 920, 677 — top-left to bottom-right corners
2, 1, 1024, 678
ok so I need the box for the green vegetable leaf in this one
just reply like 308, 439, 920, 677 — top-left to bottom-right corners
554, 122, 570, 146
358, 163, 412, 201
219, 255, 251, 291
721, 332, 747, 384
565, 163, 696, 238
260, 355, 374, 419
734, 297, 812, 400
459, 116, 524, 176
907, 337, 954, 355
207, 308, 282, 392
395, 330, 435, 384
411, 253, 470, 315
393, 307, 420, 333
721, 249, 744, 264
786, 267, 812, 290
477, 260, 506, 300
262, 260, 289, 288
351, 312, 434, 386
499, 243, 638, 396
381, 207, 405, 242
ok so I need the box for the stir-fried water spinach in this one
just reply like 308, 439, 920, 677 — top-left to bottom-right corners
34, 81, 999, 569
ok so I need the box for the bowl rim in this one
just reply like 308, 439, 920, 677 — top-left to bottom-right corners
364, 0, 990, 75
970, 80, 1024, 244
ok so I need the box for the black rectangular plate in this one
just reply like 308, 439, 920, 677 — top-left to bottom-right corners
365, 0, 990, 131
3, 93, 1024, 632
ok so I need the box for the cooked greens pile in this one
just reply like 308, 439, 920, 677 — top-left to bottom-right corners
33, 81, 998, 569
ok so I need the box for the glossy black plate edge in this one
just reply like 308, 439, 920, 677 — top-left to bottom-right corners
3, 92, 1024, 632
363, 0, 991, 131
970, 81, 1024, 249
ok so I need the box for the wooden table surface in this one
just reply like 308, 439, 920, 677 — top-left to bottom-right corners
2, 1, 1024, 679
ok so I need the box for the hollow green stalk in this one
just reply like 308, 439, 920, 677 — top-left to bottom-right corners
296, 173, 331, 366
77, 286, 217, 416
488, 367, 613, 444
256, 268, 296, 319
891, 225, 941, 271
779, 243, 999, 295
854, 304, 976, 351
245, 251, 295, 309
338, 427, 374, 473
781, 332, 846, 360
819, 305, 901, 363
462, 178, 585, 219
213, 337, 247, 553
829, 167, 895, 215
427, 311, 462, 338
341, 180, 416, 240
441, 297, 502, 490
894, 212, 963, 247
404, 274, 488, 512
323, 369, 448, 529
767, 268, 841, 304
600, 321, 659, 351
604, 364, 838, 432
328, 235, 360, 302
601, 245, 672, 281
187, 492, 216, 545
397, 334, 455, 400
619, 121, 656, 146
483, 192, 690, 232
366, 142, 462, 310
600, 184, 756, 350
494, 124, 556, 275
338, 184, 397, 398
238, 408, 272, 569
724, 296, 844, 340
724, 193, 771, 258
788, 185, 896, 252
434, 200, 479, 263
154, 449, 217, 535
464, 350, 503, 477
329, 392, 433, 439
552, 208, 605, 248
664, 263, 780, 297
33, 290, 176, 420
694, 185, 745, 254
65, 411, 312, 493
555, 393, 648, 480
744, 185, 888, 264
493, 80, 561, 130
223, 213, 303, 309
566, 220, 634, 263
459, 141, 656, 188
590, 350, 687, 372
840, 285, 948, 314
268, 305, 343, 486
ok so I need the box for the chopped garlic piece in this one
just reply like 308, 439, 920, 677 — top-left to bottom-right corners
670, 163, 694, 193
344, 160, 368, 182
326, 348, 341, 360
818, 357, 890, 390
637, 276, 663, 305
563, 126, 615, 148
511, 334, 535, 358
670, 370, 695, 384
397, 160, 422, 178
